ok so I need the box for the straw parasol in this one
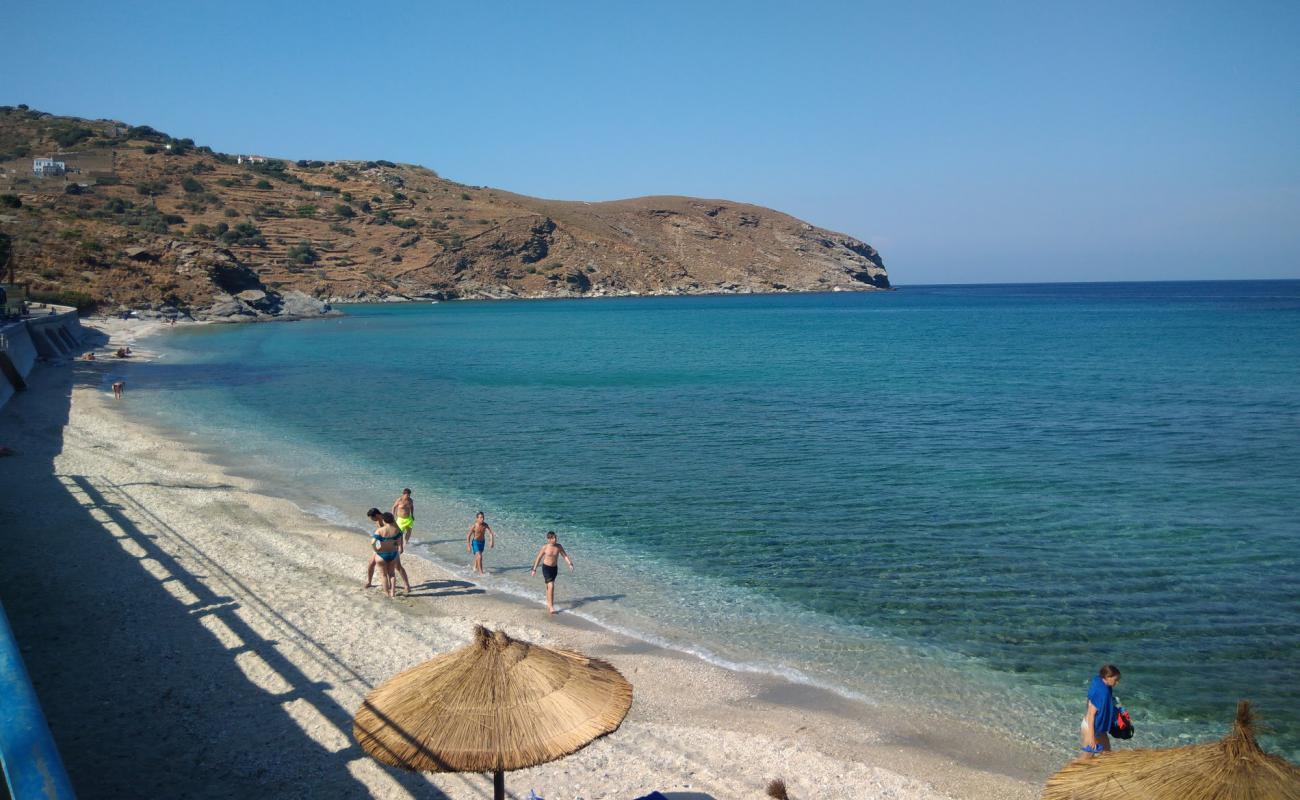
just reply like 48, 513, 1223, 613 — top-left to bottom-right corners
1042, 701, 1300, 800
353, 625, 633, 800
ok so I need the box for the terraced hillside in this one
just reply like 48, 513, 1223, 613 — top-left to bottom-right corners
0, 106, 889, 317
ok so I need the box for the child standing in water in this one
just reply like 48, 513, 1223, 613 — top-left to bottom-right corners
466, 511, 495, 574
530, 531, 575, 615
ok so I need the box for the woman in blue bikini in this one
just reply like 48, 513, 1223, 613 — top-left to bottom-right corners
366, 508, 405, 598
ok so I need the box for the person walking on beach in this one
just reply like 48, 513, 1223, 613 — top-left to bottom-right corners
1078, 664, 1122, 759
530, 531, 574, 615
392, 488, 414, 545
365, 508, 410, 597
466, 511, 495, 575
111, 380, 124, 399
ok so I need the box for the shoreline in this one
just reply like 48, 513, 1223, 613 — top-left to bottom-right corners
0, 319, 1061, 798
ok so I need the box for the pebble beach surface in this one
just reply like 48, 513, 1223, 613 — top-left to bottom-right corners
0, 318, 1058, 799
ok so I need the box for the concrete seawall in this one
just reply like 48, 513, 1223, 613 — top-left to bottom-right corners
0, 305, 83, 411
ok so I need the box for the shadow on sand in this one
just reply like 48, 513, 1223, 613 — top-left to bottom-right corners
0, 363, 466, 799
404, 579, 487, 599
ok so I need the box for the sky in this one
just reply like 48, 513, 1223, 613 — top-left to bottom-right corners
4, 1, 1298, 284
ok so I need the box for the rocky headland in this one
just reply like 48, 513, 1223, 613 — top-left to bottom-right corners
0, 106, 888, 320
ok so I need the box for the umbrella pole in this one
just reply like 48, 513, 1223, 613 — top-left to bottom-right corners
493, 768, 504, 800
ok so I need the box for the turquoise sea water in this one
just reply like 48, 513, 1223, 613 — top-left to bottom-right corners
126, 281, 1300, 758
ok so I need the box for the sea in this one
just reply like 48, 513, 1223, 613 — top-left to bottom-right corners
124, 281, 1300, 760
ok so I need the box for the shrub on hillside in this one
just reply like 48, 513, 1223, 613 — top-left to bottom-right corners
1, 194, 23, 208
255, 179, 273, 190
54, 126, 95, 148
287, 241, 318, 265
127, 125, 169, 141
136, 180, 168, 197
31, 289, 97, 313
182, 177, 204, 193
142, 145, 160, 155
334, 203, 355, 219
392, 217, 417, 229
220, 222, 266, 247
64, 183, 84, 195
460, 192, 471, 201
296, 204, 318, 218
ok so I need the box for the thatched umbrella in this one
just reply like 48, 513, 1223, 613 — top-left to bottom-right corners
353, 625, 633, 800
1042, 701, 1300, 800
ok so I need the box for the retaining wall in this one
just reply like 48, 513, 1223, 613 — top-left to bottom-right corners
0, 306, 83, 412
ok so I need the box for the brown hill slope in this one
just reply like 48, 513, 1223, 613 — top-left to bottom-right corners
0, 106, 888, 317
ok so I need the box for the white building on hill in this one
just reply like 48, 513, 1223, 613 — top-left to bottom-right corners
33, 157, 66, 177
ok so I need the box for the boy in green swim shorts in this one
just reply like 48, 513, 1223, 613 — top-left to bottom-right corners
392, 488, 414, 544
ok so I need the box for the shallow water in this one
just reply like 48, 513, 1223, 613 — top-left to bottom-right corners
127, 281, 1300, 758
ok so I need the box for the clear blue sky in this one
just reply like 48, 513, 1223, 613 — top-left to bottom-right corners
5, 1, 1298, 284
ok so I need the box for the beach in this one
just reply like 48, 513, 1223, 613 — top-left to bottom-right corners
0, 317, 1061, 799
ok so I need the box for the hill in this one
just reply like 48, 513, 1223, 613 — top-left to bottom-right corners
0, 106, 889, 319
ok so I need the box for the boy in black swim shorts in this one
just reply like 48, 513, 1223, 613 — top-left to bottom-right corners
530, 531, 574, 615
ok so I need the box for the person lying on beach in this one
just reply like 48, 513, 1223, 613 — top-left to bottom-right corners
392, 488, 414, 544
466, 511, 495, 575
530, 531, 574, 615
1077, 663, 1122, 760
364, 508, 409, 597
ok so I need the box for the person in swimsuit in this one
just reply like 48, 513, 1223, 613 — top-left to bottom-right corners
364, 508, 409, 597
466, 511, 495, 575
1077, 664, 1122, 759
392, 488, 415, 545
530, 531, 574, 615
382, 511, 412, 594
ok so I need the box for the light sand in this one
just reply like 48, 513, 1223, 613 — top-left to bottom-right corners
0, 321, 1063, 799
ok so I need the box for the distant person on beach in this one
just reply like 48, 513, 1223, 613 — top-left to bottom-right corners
392, 488, 414, 544
111, 380, 124, 399
1078, 664, 1122, 759
365, 508, 410, 597
466, 511, 495, 574
530, 531, 574, 615
83, 351, 95, 361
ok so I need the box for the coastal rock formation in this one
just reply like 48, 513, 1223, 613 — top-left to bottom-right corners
163, 241, 337, 321
0, 107, 889, 316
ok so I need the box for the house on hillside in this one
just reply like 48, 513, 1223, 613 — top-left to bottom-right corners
237, 155, 267, 165
33, 157, 66, 177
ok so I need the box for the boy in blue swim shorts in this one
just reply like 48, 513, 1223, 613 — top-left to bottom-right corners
466, 511, 495, 575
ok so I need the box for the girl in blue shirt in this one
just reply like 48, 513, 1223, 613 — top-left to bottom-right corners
1079, 664, 1121, 757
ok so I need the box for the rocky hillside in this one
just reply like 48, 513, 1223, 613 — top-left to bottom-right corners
0, 106, 888, 319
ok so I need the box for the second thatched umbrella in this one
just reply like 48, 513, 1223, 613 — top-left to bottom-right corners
353, 625, 633, 800
1042, 700, 1300, 800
